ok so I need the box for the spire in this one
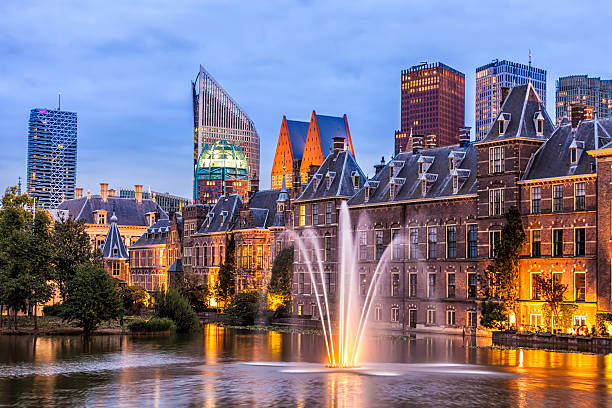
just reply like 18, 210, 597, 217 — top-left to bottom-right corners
277, 165, 289, 203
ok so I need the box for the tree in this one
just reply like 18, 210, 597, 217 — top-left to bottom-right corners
122, 285, 150, 316
177, 272, 209, 312
484, 206, 526, 319
27, 211, 55, 330
480, 301, 508, 329
225, 291, 259, 325
267, 246, 294, 311
154, 289, 199, 333
61, 263, 122, 335
534, 272, 568, 332
216, 235, 236, 306
52, 217, 99, 302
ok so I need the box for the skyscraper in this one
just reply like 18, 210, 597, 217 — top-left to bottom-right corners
556, 75, 612, 123
192, 65, 260, 200
475, 59, 546, 140
396, 62, 465, 153
27, 107, 77, 208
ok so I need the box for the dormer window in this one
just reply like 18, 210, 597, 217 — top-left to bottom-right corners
351, 171, 360, 189
98, 213, 106, 225
569, 139, 584, 165
533, 111, 545, 136
113, 247, 118, 257
421, 179, 427, 197
390, 183, 396, 200
571, 147, 577, 164
220, 210, 228, 226
449, 157, 455, 171
417, 156, 434, 175
418, 162, 424, 174
365, 187, 371, 203
498, 113, 511, 135
452, 175, 459, 193
325, 172, 336, 190
313, 174, 322, 190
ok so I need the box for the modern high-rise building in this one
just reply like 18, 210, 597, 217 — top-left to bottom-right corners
397, 62, 465, 153
556, 75, 612, 123
192, 65, 260, 200
475, 59, 546, 140
26, 108, 77, 208
119, 188, 192, 214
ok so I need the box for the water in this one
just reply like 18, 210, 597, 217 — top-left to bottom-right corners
0, 325, 610, 407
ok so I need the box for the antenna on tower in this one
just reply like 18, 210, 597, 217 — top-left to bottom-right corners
58, 91, 61, 111
528, 49, 532, 68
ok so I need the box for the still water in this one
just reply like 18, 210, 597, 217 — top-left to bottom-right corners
0, 324, 610, 407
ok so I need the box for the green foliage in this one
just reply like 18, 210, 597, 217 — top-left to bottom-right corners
484, 206, 526, 311
128, 317, 176, 332
123, 285, 150, 316
216, 235, 236, 305
479, 301, 508, 329
595, 312, 612, 336
559, 304, 579, 331
267, 246, 294, 309
42, 303, 64, 316
51, 217, 100, 301
225, 291, 260, 325
176, 272, 209, 312
154, 289, 199, 333
60, 263, 122, 335
533, 273, 568, 331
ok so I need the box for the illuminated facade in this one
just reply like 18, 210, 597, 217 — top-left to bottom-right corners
129, 219, 171, 292
27, 108, 77, 208
192, 65, 260, 197
194, 140, 249, 205
270, 116, 309, 190
399, 62, 465, 150
556, 75, 612, 123
475, 59, 546, 140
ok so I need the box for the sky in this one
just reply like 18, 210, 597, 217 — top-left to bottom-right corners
1, 0, 612, 198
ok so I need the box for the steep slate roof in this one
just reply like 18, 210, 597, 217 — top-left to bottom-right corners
101, 214, 129, 259
286, 120, 309, 160
244, 189, 283, 229
297, 149, 366, 201
131, 219, 171, 247
315, 114, 350, 157
168, 258, 183, 273
524, 118, 612, 180
56, 196, 167, 225
479, 82, 554, 143
348, 143, 477, 206
196, 194, 242, 234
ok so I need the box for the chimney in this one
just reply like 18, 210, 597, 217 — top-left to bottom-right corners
75, 188, 83, 199
87, 189, 91, 199
459, 127, 471, 147
333, 136, 345, 154
134, 185, 143, 203
412, 135, 424, 154
501, 87, 510, 106
571, 103, 593, 128
425, 134, 437, 149
108, 189, 115, 198
374, 156, 386, 176
308, 164, 319, 183
100, 183, 109, 202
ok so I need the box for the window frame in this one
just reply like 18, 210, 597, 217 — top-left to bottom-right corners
446, 225, 457, 259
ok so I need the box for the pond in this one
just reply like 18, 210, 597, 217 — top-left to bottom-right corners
0, 324, 610, 407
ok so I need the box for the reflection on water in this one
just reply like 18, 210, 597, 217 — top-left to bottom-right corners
0, 325, 610, 407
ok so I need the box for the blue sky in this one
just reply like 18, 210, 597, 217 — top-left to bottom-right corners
1, 0, 611, 198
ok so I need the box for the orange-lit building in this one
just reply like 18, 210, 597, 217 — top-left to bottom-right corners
101, 212, 130, 284
270, 116, 309, 189
128, 219, 171, 291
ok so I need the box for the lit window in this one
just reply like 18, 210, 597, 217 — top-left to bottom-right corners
574, 182, 586, 210
488, 188, 504, 216
531, 186, 541, 214
299, 205, 306, 226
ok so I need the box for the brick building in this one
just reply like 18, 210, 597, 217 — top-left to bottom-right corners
101, 212, 130, 284
128, 219, 171, 291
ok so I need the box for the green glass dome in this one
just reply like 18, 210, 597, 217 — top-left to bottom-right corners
195, 140, 249, 181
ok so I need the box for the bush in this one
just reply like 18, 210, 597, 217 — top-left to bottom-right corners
225, 291, 260, 325
42, 303, 64, 316
480, 301, 508, 329
128, 317, 176, 332
123, 286, 150, 316
154, 289, 200, 333
273, 305, 289, 319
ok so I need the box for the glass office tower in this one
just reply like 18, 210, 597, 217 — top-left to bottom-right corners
556, 75, 612, 123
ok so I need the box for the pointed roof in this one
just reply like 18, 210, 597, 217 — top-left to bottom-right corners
477, 82, 554, 144
101, 213, 129, 259
313, 113, 353, 157
285, 119, 309, 160
131, 219, 171, 247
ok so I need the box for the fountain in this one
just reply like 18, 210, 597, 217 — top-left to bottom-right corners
293, 201, 397, 368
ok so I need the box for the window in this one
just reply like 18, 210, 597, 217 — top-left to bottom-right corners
311, 304, 316, 317
409, 309, 417, 328
391, 272, 400, 296
98, 213, 106, 224
575, 272, 586, 301
536, 119, 543, 134
256, 245, 263, 269
489, 146, 504, 174
298, 273, 305, 294
325, 272, 336, 294
452, 175, 459, 193
489, 230, 501, 258
467, 311, 477, 327
574, 315, 587, 327
553, 229, 563, 257
324, 235, 332, 261
375, 306, 381, 321
391, 229, 401, 260
409, 273, 417, 298
112, 263, 120, 276
571, 148, 577, 164
575, 182, 586, 210
446, 310, 456, 326
446, 226, 456, 259
299, 205, 306, 226
409, 228, 419, 259
375, 230, 384, 260
489, 188, 504, 216
427, 273, 436, 298
427, 309, 436, 325
467, 273, 477, 298
531, 187, 541, 214
575, 228, 586, 256
359, 231, 367, 260
298, 304, 303, 315
360, 273, 367, 296
467, 224, 478, 258
447, 273, 455, 298
427, 227, 437, 259
391, 306, 400, 322
312, 204, 318, 225
326, 202, 333, 224
531, 273, 541, 300
531, 230, 541, 257
553, 184, 563, 212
